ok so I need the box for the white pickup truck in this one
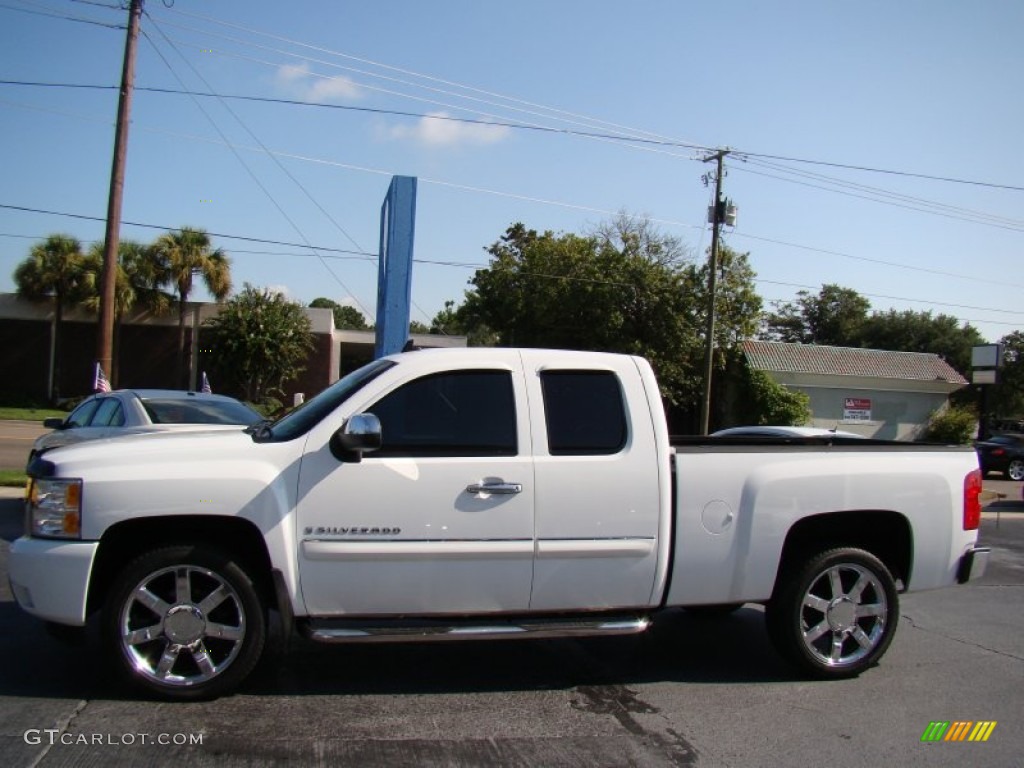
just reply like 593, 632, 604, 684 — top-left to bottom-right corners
10, 348, 989, 699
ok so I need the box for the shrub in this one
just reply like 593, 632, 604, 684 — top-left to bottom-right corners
921, 405, 976, 444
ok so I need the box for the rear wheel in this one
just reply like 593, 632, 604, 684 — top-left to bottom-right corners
102, 545, 266, 700
765, 548, 897, 679
1006, 459, 1024, 481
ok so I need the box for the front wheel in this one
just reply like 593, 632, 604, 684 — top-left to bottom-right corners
102, 545, 266, 700
765, 548, 898, 679
1006, 459, 1024, 481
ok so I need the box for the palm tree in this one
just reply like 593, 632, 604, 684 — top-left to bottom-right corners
155, 227, 231, 388
81, 240, 173, 384
14, 234, 87, 402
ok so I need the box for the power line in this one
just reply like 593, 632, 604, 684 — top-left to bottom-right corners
154, 7, 1024, 195
742, 157, 1024, 229
4, 208, 1021, 332
67, 0, 123, 9
6, 79, 1024, 201
0, 0, 123, 27
732, 231, 1024, 290
151, 8, 709, 156
735, 161, 1024, 233
4, 88, 1022, 296
140, 19, 375, 319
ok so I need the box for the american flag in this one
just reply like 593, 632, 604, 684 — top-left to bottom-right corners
94, 363, 111, 393
201, 371, 212, 394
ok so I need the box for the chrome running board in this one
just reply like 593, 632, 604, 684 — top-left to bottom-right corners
301, 615, 650, 644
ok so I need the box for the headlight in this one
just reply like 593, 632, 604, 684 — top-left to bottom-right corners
27, 478, 83, 539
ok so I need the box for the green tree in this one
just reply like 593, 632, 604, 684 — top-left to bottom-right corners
858, 309, 983, 377
309, 297, 369, 330
921, 404, 976, 444
458, 221, 712, 408
430, 300, 461, 335
204, 284, 313, 404
590, 211, 689, 267
409, 320, 430, 335
13, 234, 88, 402
990, 331, 1024, 419
731, 365, 811, 427
155, 227, 232, 388
80, 240, 173, 384
428, 299, 499, 346
763, 284, 870, 346
683, 244, 763, 350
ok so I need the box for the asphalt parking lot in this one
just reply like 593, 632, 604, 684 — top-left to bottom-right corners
1, 480, 1022, 767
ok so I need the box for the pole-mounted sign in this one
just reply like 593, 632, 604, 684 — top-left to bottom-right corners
375, 176, 417, 359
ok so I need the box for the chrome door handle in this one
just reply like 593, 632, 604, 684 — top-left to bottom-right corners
466, 482, 522, 495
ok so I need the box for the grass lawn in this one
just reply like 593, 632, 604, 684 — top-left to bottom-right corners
0, 469, 27, 488
0, 406, 65, 421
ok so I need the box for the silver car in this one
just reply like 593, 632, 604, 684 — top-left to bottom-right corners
31, 389, 263, 459
711, 425, 867, 439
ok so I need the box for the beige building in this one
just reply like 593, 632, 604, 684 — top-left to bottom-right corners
743, 340, 969, 440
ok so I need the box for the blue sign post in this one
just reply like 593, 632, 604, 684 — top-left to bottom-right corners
375, 176, 417, 359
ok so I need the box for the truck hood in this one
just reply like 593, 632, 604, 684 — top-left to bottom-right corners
36, 427, 267, 476
34, 427, 307, 540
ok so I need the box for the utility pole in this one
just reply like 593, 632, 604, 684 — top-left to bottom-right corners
97, 0, 144, 386
699, 150, 728, 435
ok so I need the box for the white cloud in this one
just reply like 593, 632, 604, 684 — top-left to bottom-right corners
276, 63, 360, 102
388, 112, 511, 147
264, 284, 292, 299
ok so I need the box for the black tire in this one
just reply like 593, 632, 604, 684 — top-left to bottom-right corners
684, 603, 745, 617
102, 545, 266, 700
1006, 459, 1024, 482
765, 547, 898, 679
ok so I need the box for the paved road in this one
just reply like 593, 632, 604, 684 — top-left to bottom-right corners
0, 484, 1022, 767
0, 420, 46, 471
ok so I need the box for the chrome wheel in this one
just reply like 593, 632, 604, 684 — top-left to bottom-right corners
766, 547, 898, 679
104, 546, 265, 699
1007, 460, 1024, 481
119, 564, 246, 688
797, 562, 887, 668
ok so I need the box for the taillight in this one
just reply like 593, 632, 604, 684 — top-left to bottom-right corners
991, 448, 1005, 457
963, 469, 982, 531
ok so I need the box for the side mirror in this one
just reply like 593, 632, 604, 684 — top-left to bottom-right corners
43, 417, 66, 430
330, 413, 382, 462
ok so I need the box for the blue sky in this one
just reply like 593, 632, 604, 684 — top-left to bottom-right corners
2, 0, 1022, 343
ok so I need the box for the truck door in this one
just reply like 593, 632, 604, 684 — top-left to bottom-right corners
295, 364, 535, 616
520, 352, 663, 611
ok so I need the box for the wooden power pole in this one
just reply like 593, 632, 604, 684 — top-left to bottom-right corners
699, 150, 728, 435
97, 0, 144, 386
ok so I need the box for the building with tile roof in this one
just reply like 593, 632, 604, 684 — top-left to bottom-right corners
742, 340, 969, 440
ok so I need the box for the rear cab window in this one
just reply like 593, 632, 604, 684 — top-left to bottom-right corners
540, 370, 627, 455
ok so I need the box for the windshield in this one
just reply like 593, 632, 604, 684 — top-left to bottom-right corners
142, 398, 262, 426
264, 358, 396, 442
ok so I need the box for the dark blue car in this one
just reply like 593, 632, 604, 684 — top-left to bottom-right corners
975, 433, 1024, 481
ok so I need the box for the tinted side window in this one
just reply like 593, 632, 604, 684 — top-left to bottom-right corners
91, 398, 124, 427
66, 398, 101, 428
541, 371, 627, 455
368, 371, 516, 457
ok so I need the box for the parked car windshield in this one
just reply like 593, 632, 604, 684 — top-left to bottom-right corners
265, 358, 396, 442
141, 398, 262, 426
